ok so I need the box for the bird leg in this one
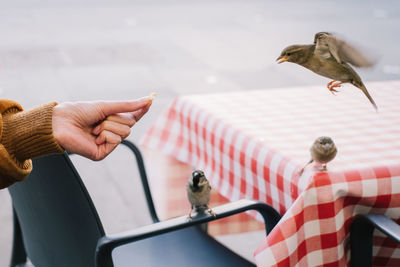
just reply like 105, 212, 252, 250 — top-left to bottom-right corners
187, 206, 194, 219
207, 205, 216, 217
327, 80, 343, 95
321, 164, 327, 172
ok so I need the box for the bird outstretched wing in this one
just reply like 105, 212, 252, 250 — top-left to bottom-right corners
314, 32, 374, 68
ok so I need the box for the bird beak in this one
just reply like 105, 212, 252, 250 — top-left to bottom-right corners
276, 55, 288, 64
325, 143, 330, 150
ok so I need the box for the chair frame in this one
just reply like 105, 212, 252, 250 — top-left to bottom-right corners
350, 214, 400, 267
10, 140, 281, 267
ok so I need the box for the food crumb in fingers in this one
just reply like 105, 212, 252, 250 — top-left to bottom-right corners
149, 92, 157, 100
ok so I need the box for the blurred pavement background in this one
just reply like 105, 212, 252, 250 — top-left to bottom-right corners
1, 0, 400, 265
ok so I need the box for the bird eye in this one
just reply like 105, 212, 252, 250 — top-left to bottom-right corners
287, 52, 291, 56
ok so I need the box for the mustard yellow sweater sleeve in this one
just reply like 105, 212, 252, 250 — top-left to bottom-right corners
0, 100, 64, 189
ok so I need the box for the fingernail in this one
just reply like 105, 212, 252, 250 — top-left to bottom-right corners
137, 93, 157, 104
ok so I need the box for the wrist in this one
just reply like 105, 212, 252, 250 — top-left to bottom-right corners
51, 104, 63, 149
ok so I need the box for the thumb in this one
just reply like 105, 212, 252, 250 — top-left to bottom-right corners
98, 96, 153, 117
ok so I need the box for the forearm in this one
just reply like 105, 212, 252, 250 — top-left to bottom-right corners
0, 100, 64, 189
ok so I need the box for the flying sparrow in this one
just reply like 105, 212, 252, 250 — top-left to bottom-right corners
277, 32, 378, 110
299, 136, 337, 175
186, 170, 215, 218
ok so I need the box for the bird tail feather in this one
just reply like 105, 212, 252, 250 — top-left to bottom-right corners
355, 83, 378, 111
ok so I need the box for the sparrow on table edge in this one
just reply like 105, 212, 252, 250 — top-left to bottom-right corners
299, 136, 337, 175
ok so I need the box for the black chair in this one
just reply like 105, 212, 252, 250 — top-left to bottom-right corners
350, 214, 400, 267
8, 140, 281, 267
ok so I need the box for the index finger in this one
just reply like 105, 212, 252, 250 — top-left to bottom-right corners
98, 95, 155, 117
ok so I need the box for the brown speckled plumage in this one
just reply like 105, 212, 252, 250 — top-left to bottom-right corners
299, 136, 337, 175
186, 170, 215, 218
277, 32, 377, 110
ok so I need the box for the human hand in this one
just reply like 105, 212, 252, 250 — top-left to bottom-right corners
52, 96, 153, 161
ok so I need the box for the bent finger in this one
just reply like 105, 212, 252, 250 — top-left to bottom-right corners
93, 120, 131, 138
130, 104, 151, 122
93, 143, 119, 161
95, 130, 122, 145
102, 104, 151, 131
105, 113, 137, 127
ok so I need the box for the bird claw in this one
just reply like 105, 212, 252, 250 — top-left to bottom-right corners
327, 80, 342, 95
329, 87, 340, 95
208, 209, 216, 218
187, 208, 194, 220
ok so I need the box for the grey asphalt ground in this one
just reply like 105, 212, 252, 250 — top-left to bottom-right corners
1, 0, 400, 265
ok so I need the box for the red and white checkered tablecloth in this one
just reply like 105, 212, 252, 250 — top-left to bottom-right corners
140, 80, 400, 266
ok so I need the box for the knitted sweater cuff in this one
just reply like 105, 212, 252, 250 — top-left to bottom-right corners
0, 102, 64, 186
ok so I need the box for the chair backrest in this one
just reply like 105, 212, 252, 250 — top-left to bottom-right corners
8, 153, 105, 267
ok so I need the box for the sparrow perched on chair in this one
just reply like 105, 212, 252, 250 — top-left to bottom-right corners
186, 170, 215, 218
276, 32, 378, 110
299, 136, 337, 175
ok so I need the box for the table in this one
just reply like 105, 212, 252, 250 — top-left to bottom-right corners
140, 80, 400, 266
